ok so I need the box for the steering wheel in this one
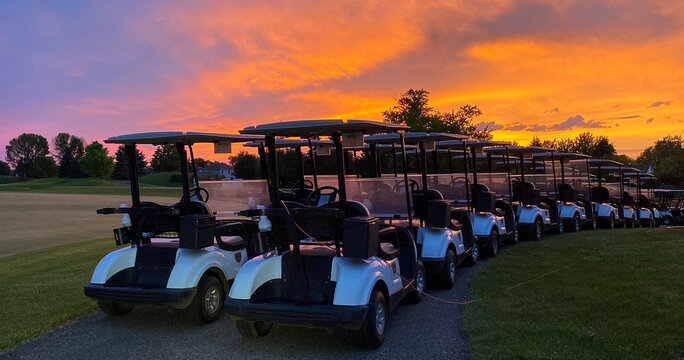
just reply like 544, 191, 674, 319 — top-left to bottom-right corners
189, 187, 210, 202
393, 179, 420, 193
290, 179, 314, 192
305, 186, 339, 206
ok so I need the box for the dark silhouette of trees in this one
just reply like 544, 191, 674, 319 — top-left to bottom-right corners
151, 144, 180, 172
78, 142, 114, 178
111, 145, 147, 180
53, 133, 85, 178
5, 133, 52, 178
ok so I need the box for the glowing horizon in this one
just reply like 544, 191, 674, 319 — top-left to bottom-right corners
1, 0, 683, 163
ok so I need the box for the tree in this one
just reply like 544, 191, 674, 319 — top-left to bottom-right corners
151, 144, 180, 172
637, 136, 684, 187
0, 160, 11, 175
529, 132, 616, 159
53, 133, 85, 178
5, 133, 50, 178
194, 158, 213, 169
230, 152, 260, 180
30, 156, 58, 178
383, 88, 491, 139
111, 145, 147, 180
79, 141, 114, 178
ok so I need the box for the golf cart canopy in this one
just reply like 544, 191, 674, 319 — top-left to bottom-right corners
243, 139, 332, 148
532, 152, 590, 160
486, 146, 555, 158
437, 140, 509, 149
364, 132, 467, 145
240, 119, 408, 137
104, 132, 263, 146
588, 159, 623, 167
590, 166, 638, 173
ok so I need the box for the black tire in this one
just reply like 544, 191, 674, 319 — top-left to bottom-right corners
609, 214, 616, 230
572, 215, 581, 232
486, 230, 499, 258
663, 216, 672, 226
405, 261, 426, 303
355, 289, 387, 349
98, 301, 134, 316
464, 236, 480, 266
557, 219, 565, 234
505, 224, 519, 245
235, 320, 273, 338
437, 250, 457, 289
591, 216, 598, 230
191, 274, 224, 323
530, 219, 543, 241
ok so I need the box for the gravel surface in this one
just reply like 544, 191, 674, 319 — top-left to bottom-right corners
2, 263, 481, 360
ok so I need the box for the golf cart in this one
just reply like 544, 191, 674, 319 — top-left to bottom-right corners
533, 152, 596, 232
362, 132, 480, 288
224, 120, 427, 348
589, 160, 639, 228
84, 132, 265, 322
624, 172, 658, 227
655, 189, 684, 226
438, 139, 518, 254
487, 146, 561, 240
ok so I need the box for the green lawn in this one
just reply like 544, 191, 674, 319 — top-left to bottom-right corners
464, 228, 684, 360
138, 171, 182, 187
0, 177, 180, 197
0, 238, 116, 351
0, 175, 28, 184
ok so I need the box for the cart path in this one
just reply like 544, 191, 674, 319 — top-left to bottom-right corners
1, 262, 482, 360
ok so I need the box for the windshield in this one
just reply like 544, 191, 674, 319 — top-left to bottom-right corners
203, 179, 270, 218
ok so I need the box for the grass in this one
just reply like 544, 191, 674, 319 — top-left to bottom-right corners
0, 238, 116, 352
0, 177, 181, 197
464, 227, 684, 360
138, 171, 182, 187
0, 175, 28, 184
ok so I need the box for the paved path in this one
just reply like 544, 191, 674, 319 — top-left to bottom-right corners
2, 263, 481, 360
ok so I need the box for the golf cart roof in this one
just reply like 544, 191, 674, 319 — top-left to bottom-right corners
436, 140, 510, 149
588, 159, 623, 166
364, 132, 468, 144
349, 143, 417, 150
532, 152, 590, 160
104, 132, 263, 145
591, 166, 639, 173
239, 119, 408, 137
485, 146, 555, 157
243, 139, 332, 148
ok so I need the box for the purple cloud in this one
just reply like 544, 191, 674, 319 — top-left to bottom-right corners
646, 118, 654, 123
648, 100, 672, 108
544, 107, 559, 113
476, 121, 503, 131
549, 114, 605, 130
606, 115, 640, 120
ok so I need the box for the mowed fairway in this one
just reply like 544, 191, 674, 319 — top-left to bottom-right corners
0, 192, 174, 257
464, 228, 684, 360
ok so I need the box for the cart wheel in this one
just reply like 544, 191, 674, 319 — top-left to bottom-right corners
486, 230, 499, 258
235, 320, 273, 338
405, 261, 425, 303
464, 237, 480, 266
663, 216, 672, 226
572, 215, 581, 232
192, 274, 224, 323
609, 214, 615, 229
98, 301, 134, 316
531, 219, 543, 241
355, 289, 387, 348
591, 216, 598, 230
437, 250, 458, 289
512, 224, 519, 244
557, 219, 564, 234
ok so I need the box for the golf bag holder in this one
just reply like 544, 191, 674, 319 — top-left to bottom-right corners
342, 216, 379, 259
622, 192, 635, 207
426, 200, 451, 228
592, 187, 611, 203
179, 214, 216, 249
558, 183, 576, 203
412, 189, 445, 222
473, 190, 496, 213
522, 187, 540, 206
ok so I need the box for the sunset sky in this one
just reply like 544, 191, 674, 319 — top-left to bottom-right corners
1, 0, 683, 161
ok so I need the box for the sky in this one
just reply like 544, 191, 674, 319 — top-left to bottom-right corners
1, 0, 683, 162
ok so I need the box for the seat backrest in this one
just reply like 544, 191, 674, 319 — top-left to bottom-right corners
558, 183, 576, 203
638, 195, 650, 208
426, 200, 451, 228
591, 186, 610, 202
522, 187, 540, 206
512, 181, 535, 202
474, 191, 496, 213
622, 192, 634, 206
412, 189, 444, 221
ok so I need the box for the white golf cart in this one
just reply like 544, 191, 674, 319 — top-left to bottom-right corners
84, 132, 265, 322
437, 139, 518, 256
533, 152, 596, 232
625, 172, 658, 227
362, 132, 480, 288
487, 146, 561, 240
589, 160, 640, 228
224, 120, 426, 348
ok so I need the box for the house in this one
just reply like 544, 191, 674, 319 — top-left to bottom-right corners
636, 164, 653, 174
198, 162, 235, 180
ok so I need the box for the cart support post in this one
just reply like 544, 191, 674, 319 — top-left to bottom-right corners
125, 144, 141, 207
332, 133, 347, 205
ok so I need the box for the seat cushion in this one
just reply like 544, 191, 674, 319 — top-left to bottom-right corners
216, 235, 247, 251
378, 242, 399, 261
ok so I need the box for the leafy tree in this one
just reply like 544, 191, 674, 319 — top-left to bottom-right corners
151, 144, 180, 172
637, 136, 684, 187
78, 141, 114, 178
383, 88, 491, 139
111, 145, 147, 180
5, 133, 50, 178
30, 156, 58, 178
230, 151, 260, 180
0, 160, 10, 175
529, 132, 616, 159
655, 154, 684, 188
194, 158, 213, 169
53, 133, 85, 178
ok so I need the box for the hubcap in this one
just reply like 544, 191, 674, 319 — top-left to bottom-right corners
593, 217, 597, 229
375, 303, 386, 335
416, 268, 426, 292
204, 286, 220, 313
472, 242, 479, 261
558, 221, 564, 233
448, 258, 456, 281
536, 223, 542, 240
575, 218, 580, 232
